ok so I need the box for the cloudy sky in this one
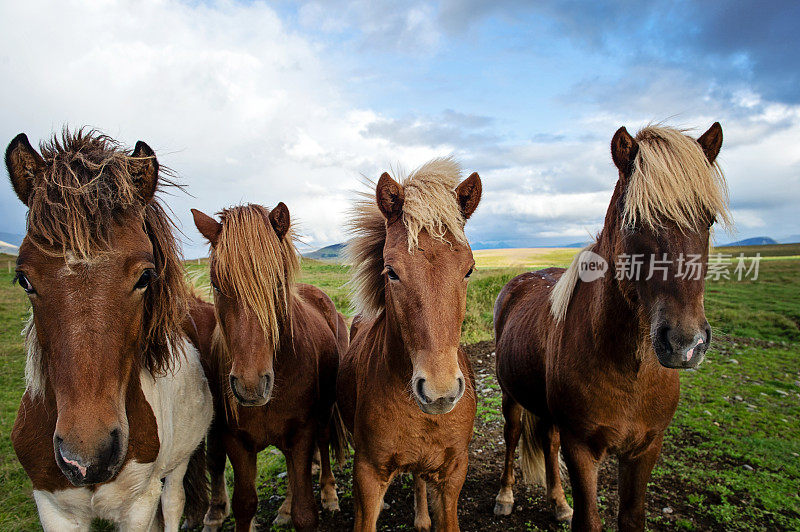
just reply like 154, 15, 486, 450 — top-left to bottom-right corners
1, 0, 798, 256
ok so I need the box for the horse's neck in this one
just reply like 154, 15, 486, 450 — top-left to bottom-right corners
378, 311, 415, 383
580, 230, 648, 370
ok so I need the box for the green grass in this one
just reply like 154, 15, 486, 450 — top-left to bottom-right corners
0, 248, 798, 530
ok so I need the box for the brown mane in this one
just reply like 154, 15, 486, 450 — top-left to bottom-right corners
211, 204, 299, 350
24, 128, 188, 395
344, 157, 468, 318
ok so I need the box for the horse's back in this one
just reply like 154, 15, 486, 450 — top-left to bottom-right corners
494, 268, 564, 413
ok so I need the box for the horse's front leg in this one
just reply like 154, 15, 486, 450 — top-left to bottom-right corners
560, 432, 602, 532
413, 473, 431, 531
353, 455, 391, 532
617, 435, 663, 532
224, 435, 258, 532
160, 459, 189, 531
272, 452, 293, 527
203, 426, 230, 531
317, 425, 340, 511
431, 453, 469, 532
288, 426, 319, 532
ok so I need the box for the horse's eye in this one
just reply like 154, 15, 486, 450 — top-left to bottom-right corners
211, 282, 221, 294
465, 267, 474, 279
385, 266, 399, 281
134, 269, 156, 290
14, 273, 35, 294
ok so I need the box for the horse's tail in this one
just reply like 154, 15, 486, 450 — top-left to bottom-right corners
519, 410, 547, 487
182, 440, 210, 527
329, 403, 351, 467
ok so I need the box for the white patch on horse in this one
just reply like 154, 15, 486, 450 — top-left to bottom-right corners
30, 339, 213, 531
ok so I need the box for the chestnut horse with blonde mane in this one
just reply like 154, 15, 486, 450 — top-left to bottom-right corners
7, 129, 213, 530
191, 203, 349, 531
493, 123, 730, 531
338, 158, 482, 531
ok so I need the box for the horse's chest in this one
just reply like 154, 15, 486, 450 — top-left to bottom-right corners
549, 371, 678, 451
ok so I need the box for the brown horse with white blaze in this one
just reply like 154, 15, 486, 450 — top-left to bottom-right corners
191, 203, 349, 531
493, 123, 730, 530
7, 129, 213, 530
337, 158, 482, 531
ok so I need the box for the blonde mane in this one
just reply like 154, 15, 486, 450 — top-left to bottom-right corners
548, 243, 596, 323
345, 157, 468, 318
624, 125, 731, 231
212, 204, 299, 350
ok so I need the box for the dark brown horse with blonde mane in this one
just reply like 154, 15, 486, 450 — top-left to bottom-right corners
191, 203, 349, 531
338, 158, 482, 531
7, 129, 213, 530
493, 123, 730, 531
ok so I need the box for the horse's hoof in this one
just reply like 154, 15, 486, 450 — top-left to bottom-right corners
555, 504, 573, 522
494, 501, 514, 516
322, 499, 340, 512
273, 512, 292, 527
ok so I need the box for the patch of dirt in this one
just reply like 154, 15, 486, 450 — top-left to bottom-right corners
221, 341, 733, 530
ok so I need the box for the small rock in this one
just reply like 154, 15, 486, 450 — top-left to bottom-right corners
277, 471, 287, 479
704, 410, 713, 416
792, 452, 799, 458
662, 507, 673, 514
734, 395, 743, 401
743, 464, 754, 471
729, 359, 739, 365
516, 506, 522, 512
746, 403, 757, 409
776, 389, 789, 396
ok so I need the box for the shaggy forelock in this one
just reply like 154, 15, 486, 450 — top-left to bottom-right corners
624, 125, 731, 232
345, 157, 467, 318
212, 204, 299, 350
20, 128, 188, 393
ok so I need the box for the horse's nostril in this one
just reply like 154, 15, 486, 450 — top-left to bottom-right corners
657, 325, 671, 352
455, 377, 465, 398
415, 378, 429, 403
259, 374, 272, 396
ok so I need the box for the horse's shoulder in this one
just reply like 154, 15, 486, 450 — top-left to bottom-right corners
296, 283, 338, 334
183, 296, 216, 355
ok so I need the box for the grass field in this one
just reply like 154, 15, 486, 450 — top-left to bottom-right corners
0, 246, 798, 530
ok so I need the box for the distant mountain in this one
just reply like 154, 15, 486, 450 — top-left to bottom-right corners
0, 232, 24, 247
0, 240, 19, 255
719, 236, 779, 247
564, 241, 593, 248
303, 243, 345, 262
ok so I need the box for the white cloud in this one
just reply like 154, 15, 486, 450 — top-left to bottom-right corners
0, 0, 451, 256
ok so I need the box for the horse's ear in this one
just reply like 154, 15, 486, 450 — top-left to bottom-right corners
456, 172, 482, 219
697, 122, 723, 163
376, 172, 404, 223
191, 208, 222, 246
5, 133, 44, 206
130, 141, 159, 203
268, 202, 291, 240
611, 126, 639, 175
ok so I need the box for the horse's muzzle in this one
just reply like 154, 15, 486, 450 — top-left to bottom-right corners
229, 373, 272, 406
54, 429, 123, 486
653, 323, 711, 369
